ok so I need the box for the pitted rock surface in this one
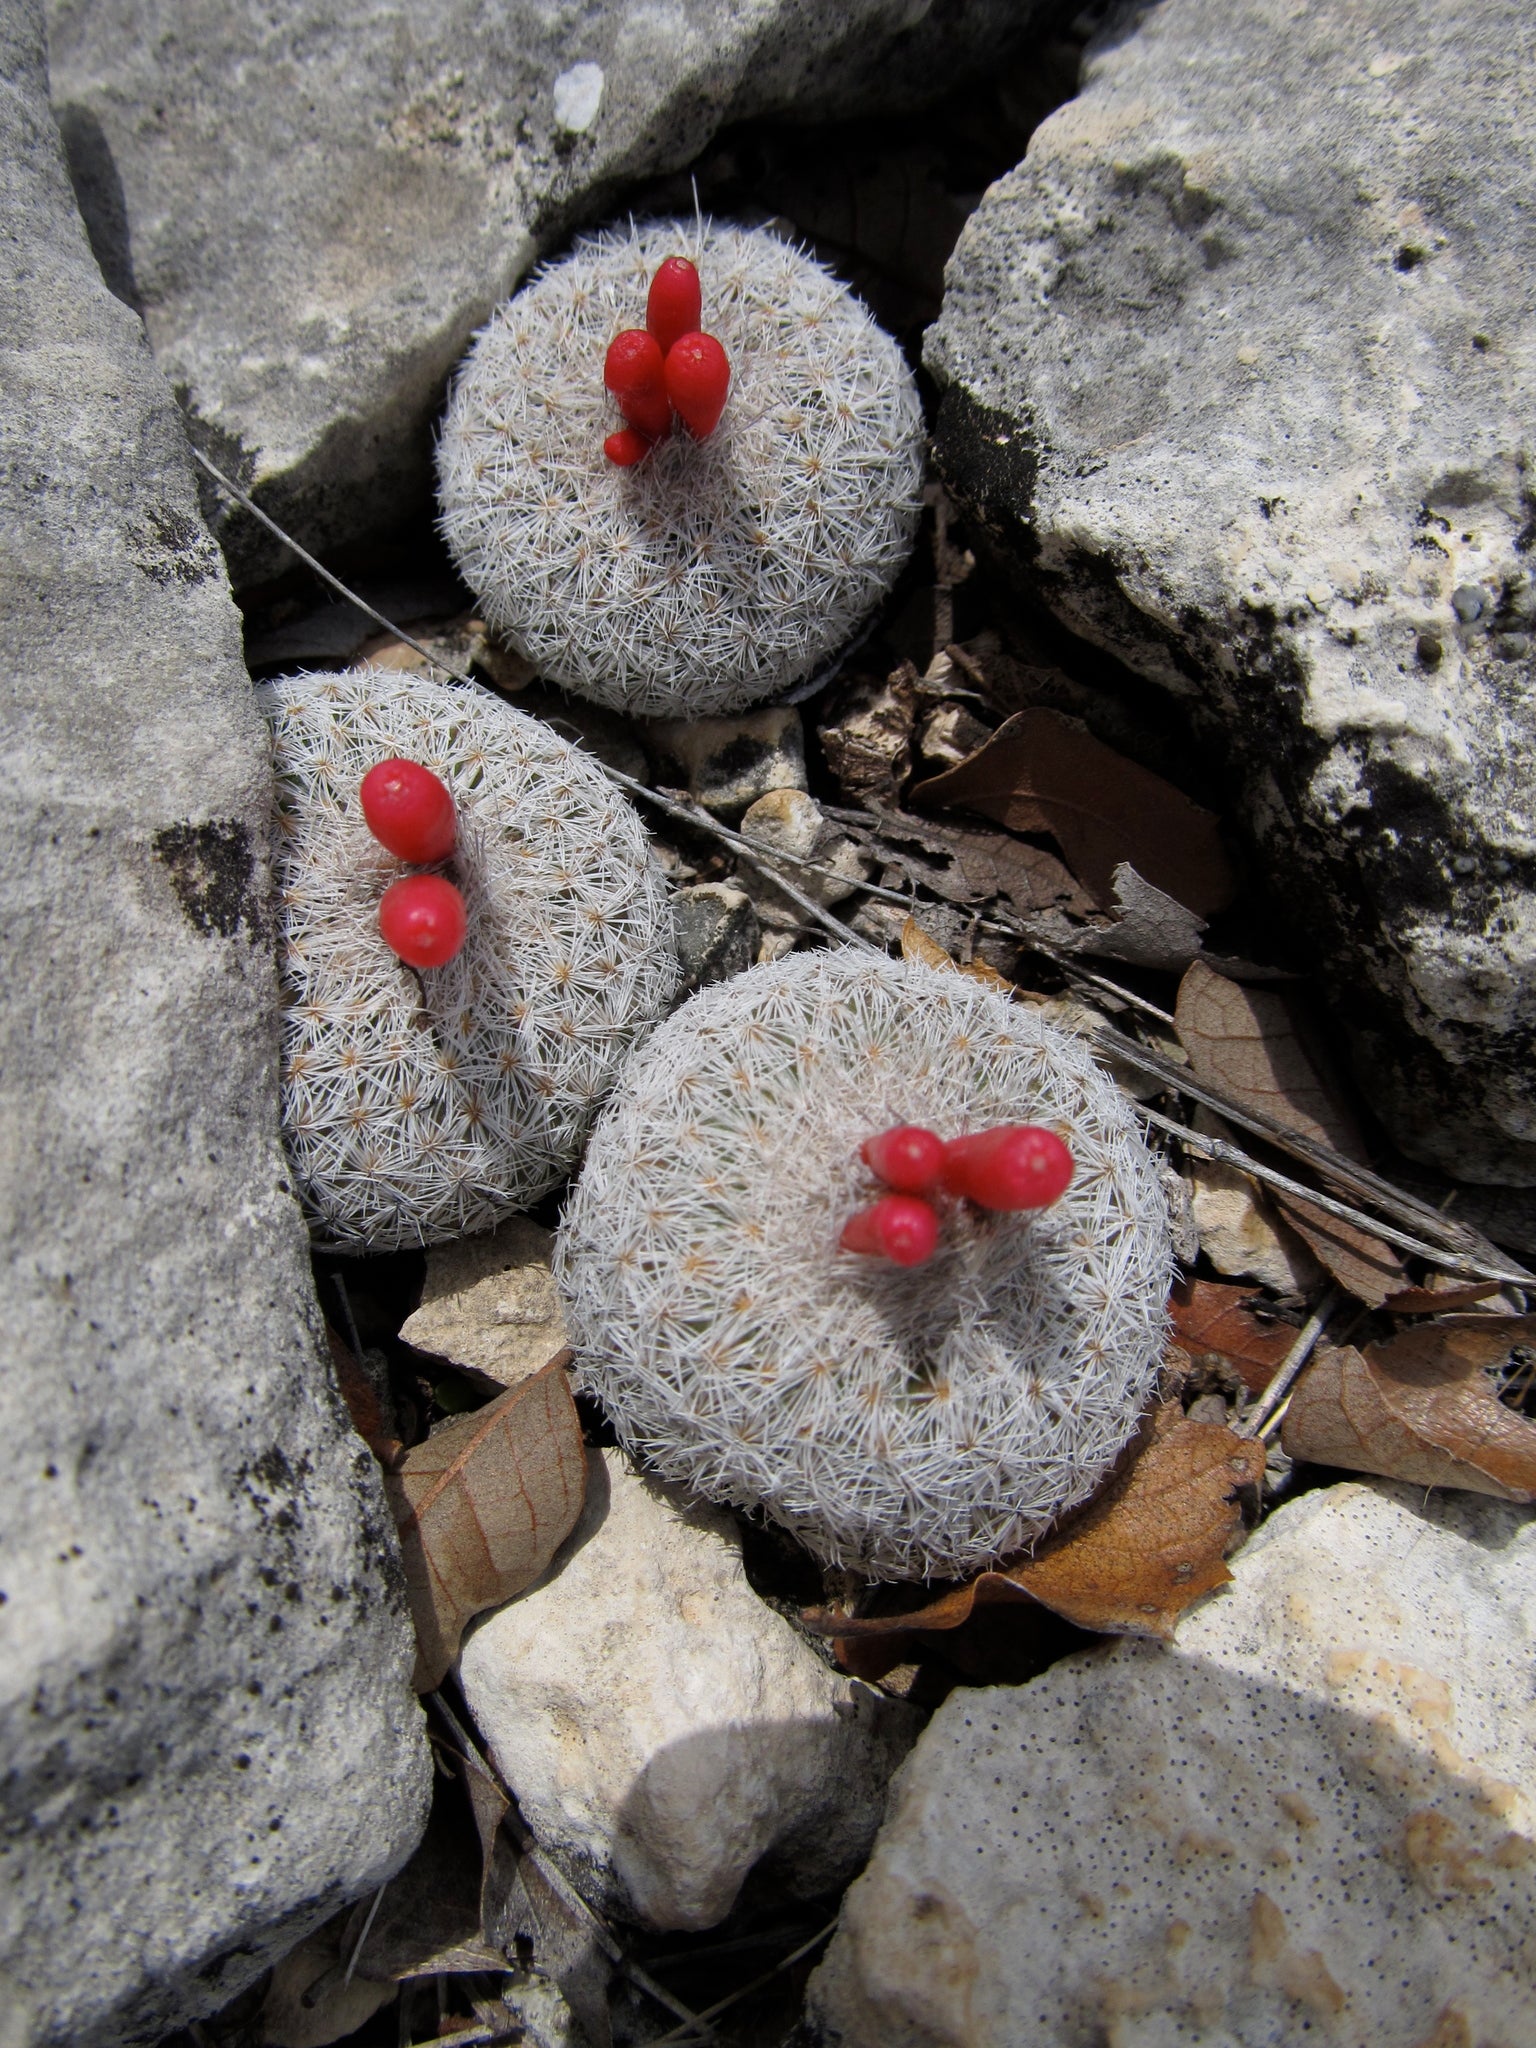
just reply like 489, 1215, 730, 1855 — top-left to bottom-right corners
808, 1481, 1536, 2047
0, 9, 428, 2040
927, 0, 1536, 1182
47, 0, 1058, 583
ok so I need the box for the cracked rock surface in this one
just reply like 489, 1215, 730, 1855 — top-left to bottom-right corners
808, 1480, 1536, 2048
47, 0, 1057, 584
0, 7, 429, 2038
927, 0, 1536, 1182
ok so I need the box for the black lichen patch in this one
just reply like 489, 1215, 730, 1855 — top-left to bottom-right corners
173, 382, 260, 534
153, 819, 265, 941
932, 389, 1040, 565
129, 503, 222, 587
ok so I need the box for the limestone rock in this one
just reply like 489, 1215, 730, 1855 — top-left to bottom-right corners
399, 1218, 568, 1387
927, 0, 1536, 1182
671, 883, 760, 994
458, 1450, 920, 1932
47, 0, 1058, 584
0, 9, 429, 2042
740, 788, 871, 916
809, 1480, 1536, 2047
648, 706, 807, 816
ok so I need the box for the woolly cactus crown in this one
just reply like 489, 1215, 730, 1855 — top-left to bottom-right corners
436, 219, 925, 720
259, 667, 677, 1251
557, 952, 1172, 1581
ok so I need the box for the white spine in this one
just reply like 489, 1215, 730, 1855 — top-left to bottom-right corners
436, 220, 924, 719
259, 666, 678, 1250
557, 952, 1172, 1581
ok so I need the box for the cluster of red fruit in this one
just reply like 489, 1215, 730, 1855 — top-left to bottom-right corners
842, 1124, 1075, 1266
603, 256, 731, 467
360, 759, 467, 969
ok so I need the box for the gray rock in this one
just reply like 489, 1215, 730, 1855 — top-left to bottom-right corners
671, 882, 760, 994
459, 1451, 920, 1932
927, 0, 1536, 1183
647, 705, 807, 815
46, 0, 1060, 586
399, 1218, 568, 1388
0, 10, 429, 2042
809, 1481, 1536, 2047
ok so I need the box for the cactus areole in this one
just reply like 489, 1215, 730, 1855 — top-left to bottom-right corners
436, 220, 924, 719
556, 952, 1173, 1581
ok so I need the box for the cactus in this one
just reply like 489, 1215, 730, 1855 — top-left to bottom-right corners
436, 220, 925, 720
556, 952, 1173, 1581
258, 667, 677, 1251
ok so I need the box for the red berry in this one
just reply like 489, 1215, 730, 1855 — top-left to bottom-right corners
840, 1195, 940, 1267
604, 328, 671, 442
860, 1125, 945, 1193
664, 331, 730, 438
359, 758, 456, 864
646, 256, 702, 356
378, 874, 467, 969
603, 425, 654, 467
940, 1126, 1074, 1212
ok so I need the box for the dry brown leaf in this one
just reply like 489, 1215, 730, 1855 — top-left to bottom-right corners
900, 914, 957, 971
1078, 863, 1207, 973
1174, 961, 1406, 1304
959, 958, 1017, 994
1382, 1280, 1506, 1315
911, 707, 1236, 915
857, 805, 1096, 918
325, 1325, 404, 1467
1272, 1193, 1406, 1306
1168, 1277, 1298, 1396
383, 1351, 586, 1690
805, 1403, 1264, 1643
898, 915, 1014, 993
1175, 959, 1361, 1153
1282, 1318, 1536, 1500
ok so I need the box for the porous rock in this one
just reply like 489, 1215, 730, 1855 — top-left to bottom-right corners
671, 882, 760, 994
457, 1450, 921, 1932
648, 706, 807, 816
48, 0, 1059, 584
0, 10, 429, 2043
398, 1218, 568, 1387
808, 1481, 1536, 2047
740, 788, 870, 914
927, 0, 1536, 1183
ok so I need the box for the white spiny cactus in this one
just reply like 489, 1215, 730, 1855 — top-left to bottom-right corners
556, 952, 1172, 1581
258, 667, 677, 1251
436, 219, 925, 720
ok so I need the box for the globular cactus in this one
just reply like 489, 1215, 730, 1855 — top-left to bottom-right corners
556, 951, 1173, 1581
436, 220, 925, 720
258, 667, 677, 1251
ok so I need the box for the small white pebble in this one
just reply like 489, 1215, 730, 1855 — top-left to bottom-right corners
552, 62, 604, 135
